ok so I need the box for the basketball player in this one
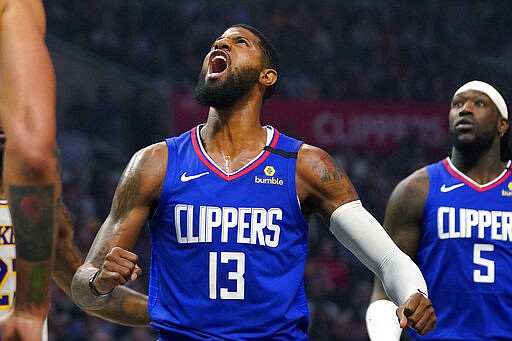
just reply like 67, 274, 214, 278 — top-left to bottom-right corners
366, 80, 511, 340
0, 0, 61, 339
0, 127, 150, 340
71, 24, 436, 340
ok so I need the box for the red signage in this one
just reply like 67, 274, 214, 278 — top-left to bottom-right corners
171, 92, 448, 151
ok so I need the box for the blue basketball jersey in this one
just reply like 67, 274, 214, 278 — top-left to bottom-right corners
410, 158, 512, 341
148, 125, 310, 340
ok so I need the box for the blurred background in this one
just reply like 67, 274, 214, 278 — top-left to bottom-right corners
43, 0, 512, 340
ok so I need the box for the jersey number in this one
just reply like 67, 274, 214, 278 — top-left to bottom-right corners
473, 243, 494, 283
209, 252, 245, 300
0, 257, 15, 309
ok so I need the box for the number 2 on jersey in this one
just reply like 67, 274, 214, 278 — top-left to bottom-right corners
0, 257, 15, 309
209, 252, 245, 300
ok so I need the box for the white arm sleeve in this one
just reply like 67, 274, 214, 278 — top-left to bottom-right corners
329, 200, 427, 305
365, 300, 402, 341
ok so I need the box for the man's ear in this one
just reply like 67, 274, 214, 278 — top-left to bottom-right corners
499, 117, 509, 137
260, 68, 278, 87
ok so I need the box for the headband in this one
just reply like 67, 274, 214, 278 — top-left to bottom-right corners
454, 80, 508, 119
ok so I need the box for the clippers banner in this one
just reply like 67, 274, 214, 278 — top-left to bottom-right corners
171, 92, 448, 152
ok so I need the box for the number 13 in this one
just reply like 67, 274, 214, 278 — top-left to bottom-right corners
209, 252, 245, 300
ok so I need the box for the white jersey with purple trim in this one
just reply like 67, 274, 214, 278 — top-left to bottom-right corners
0, 199, 15, 315
0, 199, 48, 340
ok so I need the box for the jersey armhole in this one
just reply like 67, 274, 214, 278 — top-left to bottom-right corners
151, 138, 177, 219
286, 140, 308, 227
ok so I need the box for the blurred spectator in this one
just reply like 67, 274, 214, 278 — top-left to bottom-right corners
123, 87, 168, 156
44, 0, 512, 104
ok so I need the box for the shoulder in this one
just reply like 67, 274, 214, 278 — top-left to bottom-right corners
295, 143, 359, 216
128, 141, 168, 170
295, 143, 340, 186
381, 167, 432, 255
393, 167, 430, 199
385, 167, 430, 227
388, 167, 430, 210
296, 143, 334, 170
120, 142, 168, 201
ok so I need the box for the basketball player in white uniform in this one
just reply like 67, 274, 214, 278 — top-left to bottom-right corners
0, 198, 48, 339
0, 127, 150, 338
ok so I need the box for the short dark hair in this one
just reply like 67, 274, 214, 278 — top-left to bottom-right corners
229, 24, 279, 100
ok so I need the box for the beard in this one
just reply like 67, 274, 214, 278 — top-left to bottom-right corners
449, 130, 495, 157
194, 66, 260, 109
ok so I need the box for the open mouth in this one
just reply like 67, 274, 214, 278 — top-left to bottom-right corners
208, 51, 228, 78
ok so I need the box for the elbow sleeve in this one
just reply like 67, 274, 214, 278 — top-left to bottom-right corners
329, 201, 427, 305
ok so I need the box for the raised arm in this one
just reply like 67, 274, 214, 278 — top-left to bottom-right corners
71, 142, 167, 311
296, 145, 435, 335
54, 203, 150, 326
366, 168, 436, 340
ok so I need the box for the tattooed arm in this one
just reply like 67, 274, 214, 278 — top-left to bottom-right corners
54, 203, 150, 326
71, 142, 167, 311
0, 1, 61, 339
295, 144, 360, 218
296, 144, 435, 335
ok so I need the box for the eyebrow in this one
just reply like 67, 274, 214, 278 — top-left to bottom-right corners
214, 34, 250, 41
453, 92, 490, 100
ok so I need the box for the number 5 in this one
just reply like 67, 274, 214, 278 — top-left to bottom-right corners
473, 243, 494, 283
209, 252, 245, 300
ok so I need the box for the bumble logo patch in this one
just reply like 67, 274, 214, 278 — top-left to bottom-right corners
502, 182, 512, 197
255, 165, 284, 185
264, 166, 275, 176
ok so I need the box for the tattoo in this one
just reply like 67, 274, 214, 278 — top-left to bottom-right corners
114, 289, 150, 324
320, 168, 331, 182
309, 152, 358, 214
10, 184, 54, 261
53, 237, 82, 290
332, 167, 344, 181
319, 167, 344, 183
90, 154, 151, 268
71, 266, 114, 311
91, 240, 114, 268
29, 264, 47, 303
89, 170, 139, 266
112, 169, 140, 223
313, 153, 345, 184
117, 292, 139, 320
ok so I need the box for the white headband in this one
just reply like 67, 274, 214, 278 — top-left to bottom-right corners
454, 80, 508, 119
